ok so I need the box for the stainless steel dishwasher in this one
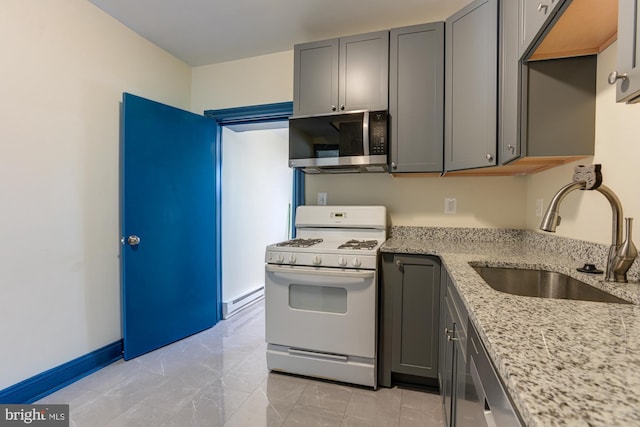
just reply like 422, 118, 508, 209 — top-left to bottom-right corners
466, 319, 523, 427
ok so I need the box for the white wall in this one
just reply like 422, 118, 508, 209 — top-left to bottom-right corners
526, 42, 640, 246
0, 0, 191, 389
221, 127, 292, 302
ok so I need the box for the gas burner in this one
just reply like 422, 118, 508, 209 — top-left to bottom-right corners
276, 238, 323, 248
338, 239, 379, 250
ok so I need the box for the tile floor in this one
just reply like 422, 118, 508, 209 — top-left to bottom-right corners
37, 300, 445, 427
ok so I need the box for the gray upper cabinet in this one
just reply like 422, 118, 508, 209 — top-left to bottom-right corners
389, 22, 444, 173
612, 0, 640, 103
518, 0, 565, 60
293, 39, 339, 116
445, 0, 498, 172
293, 31, 389, 116
499, 0, 521, 164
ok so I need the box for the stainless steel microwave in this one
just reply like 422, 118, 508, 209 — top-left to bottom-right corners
288, 110, 388, 174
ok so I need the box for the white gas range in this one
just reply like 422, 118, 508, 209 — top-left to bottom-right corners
264, 205, 387, 388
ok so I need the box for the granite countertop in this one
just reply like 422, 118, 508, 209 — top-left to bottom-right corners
382, 228, 640, 427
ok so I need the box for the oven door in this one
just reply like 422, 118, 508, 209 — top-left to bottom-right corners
265, 264, 377, 358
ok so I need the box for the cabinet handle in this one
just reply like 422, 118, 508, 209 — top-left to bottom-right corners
507, 144, 516, 154
608, 70, 629, 85
486, 154, 494, 162
537, 2, 549, 13
340, 104, 345, 111
445, 328, 459, 341
396, 259, 404, 271
391, 162, 397, 170
331, 105, 337, 111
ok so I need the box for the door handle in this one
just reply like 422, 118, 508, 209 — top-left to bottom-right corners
126, 235, 141, 246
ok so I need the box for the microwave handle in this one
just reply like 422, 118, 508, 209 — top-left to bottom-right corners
362, 111, 370, 156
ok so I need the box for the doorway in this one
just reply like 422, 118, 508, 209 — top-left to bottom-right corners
220, 123, 291, 318
204, 102, 302, 319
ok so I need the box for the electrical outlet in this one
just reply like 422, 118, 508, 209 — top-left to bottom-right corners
536, 198, 544, 217
444, 198, 457, 214
317, 192, 327, 206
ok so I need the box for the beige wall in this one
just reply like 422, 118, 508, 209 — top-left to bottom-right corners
0, 0, 191, 389
526, 42, 640, 246
191, 51, 294, 113
305, 174, 528, 228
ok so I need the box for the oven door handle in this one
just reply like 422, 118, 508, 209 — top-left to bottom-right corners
266, 264, 375, 279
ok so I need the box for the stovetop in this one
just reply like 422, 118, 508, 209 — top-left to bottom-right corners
274, 238, 380, 251
265, 205, 387, 269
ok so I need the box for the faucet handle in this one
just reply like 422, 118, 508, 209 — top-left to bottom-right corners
611, 217, 638, 283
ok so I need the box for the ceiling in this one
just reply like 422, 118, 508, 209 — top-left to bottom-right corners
88, 0, 469, 67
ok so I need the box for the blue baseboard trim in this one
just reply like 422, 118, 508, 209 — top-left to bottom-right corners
0, 340, 123, 404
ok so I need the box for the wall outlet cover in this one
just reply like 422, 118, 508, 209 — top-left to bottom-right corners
444, 198, 457, 214
317, 192, 327, 206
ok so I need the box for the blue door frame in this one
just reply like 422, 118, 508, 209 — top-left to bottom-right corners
203, 102, 304, 317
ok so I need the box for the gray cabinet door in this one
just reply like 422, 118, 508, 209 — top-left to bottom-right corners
614, 0, 640, 103
390, 255, 441, 379
339, 31, 389, 112
499, 0, 521, 164
293, 39, 339, 116
444, 0, 498, 172
518, 0, 562, 58
389, 23, 444, 173
441, 295, 456, 427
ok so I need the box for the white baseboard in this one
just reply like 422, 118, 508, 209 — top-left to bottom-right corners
222, 286, 264, 319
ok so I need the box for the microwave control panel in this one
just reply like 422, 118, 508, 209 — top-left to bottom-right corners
369, 111, 388, 155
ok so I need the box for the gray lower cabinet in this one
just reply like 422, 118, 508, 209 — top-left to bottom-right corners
444, 0, 498, 172
379, 254, 440, 387
612, 0, 640, 103
293, 31, 389, 116
440, 268, 478, 427
440, 269, 523, 427
389, 22, 444, 173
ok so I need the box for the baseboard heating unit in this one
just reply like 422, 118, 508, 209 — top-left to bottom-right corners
222, 286, 264, 319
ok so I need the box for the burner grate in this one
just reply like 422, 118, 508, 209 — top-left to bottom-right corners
276, 238, 323, 248
338, 239, 379, 250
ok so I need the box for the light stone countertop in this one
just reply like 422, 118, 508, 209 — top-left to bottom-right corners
381, 228, 640, 427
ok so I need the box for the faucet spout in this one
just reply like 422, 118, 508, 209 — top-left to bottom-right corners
539, 181, 586, 232
539, 178, 632, 283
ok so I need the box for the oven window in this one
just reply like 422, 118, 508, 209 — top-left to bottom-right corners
289, 284, 347, 314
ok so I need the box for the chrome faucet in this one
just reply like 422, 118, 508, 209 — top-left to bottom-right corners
540, 165, 637, 283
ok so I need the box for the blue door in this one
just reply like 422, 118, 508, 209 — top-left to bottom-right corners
121, 93, 220, 360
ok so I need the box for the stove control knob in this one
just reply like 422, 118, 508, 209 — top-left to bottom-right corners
338, 256, 347, 267
352, 258, 361, 268
276, 254, 284, 264
312, 255, 322, 265
288, 254, 297, 264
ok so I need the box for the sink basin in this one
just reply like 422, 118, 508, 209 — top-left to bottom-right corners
472, 266, 631, 304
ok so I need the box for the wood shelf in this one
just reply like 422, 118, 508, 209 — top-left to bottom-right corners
530, 0, 618, 61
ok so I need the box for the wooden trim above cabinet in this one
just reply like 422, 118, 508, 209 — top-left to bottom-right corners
530, 0, 617, 61
442, 156, 591, 177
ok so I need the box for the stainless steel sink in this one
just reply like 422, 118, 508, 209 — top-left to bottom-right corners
472, 266, 631, 304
